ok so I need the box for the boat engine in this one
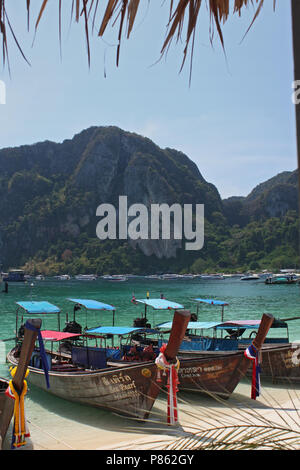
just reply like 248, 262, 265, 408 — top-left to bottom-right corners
63, 320, 82, 334
17, 323, 25, 339
133, 317, 151, 328
60, 320, 83, 354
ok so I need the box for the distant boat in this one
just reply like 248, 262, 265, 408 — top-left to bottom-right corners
177, 274, 195, 280
160, 273, 196, 280
223, 273, 243, 279
75, 274, 97, 281
58, 275, 71, 281
102, 275, 127, 282
240, 275, 260, 281
35, 275, 45, 281
3, 269, 25, 282
200, 274, 224, 280
265, 275, 297, 285
161, 274, 180, 280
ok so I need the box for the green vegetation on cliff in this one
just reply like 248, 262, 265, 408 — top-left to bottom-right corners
0, 126, 299, 275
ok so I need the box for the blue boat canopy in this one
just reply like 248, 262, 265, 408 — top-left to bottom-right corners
159, 318, 287, 331
16, 301, 61, 314
216, 319, 288, 329
216, 320, 261, 330
135, 298, 184, 310
158, 321, 221, 330
85, 326, 153, 336
194, 298, 229, 306
67, 298, 115, 311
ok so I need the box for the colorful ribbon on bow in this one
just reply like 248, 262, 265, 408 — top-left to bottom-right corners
5, 367, 30, 448
244, 344, 261, 400
155, 344, 180, 425
24, 319, 50, 389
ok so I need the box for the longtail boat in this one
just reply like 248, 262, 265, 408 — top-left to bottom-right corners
158, 298, 300, 384
0, 318, 42, 449
7, 300, 191, 421
169, 313, 274, 397
132, 298, 274, 397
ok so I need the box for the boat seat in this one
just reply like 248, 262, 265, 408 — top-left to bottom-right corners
71, 346, 107, 369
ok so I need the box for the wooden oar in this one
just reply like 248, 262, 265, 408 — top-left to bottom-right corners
0, 318, 41, 447
1, 337, 17, 343
278, 316, 300, 322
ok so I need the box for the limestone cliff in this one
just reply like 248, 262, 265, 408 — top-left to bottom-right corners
0, 126, 222, 267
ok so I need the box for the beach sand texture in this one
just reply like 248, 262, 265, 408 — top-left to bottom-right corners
2, 378, 299, 450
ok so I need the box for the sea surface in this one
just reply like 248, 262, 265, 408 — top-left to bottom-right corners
1, 276, 300, 449
1, 276, 300, 368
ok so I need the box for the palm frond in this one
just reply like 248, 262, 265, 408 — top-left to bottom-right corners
110, 380, 300, 451
0, 0, 271, 71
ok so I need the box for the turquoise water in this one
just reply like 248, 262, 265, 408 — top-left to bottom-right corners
1, 277, 300, 376
1, 277, 300, 449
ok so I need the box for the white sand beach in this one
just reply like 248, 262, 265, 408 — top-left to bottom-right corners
2, 378, 299, 451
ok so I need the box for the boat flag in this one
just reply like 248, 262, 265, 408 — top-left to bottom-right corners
25, 319, 50, 389
244, 344, 261, 400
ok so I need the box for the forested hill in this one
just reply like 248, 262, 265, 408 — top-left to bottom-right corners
0, 126, 298, 275
223, 170, 298, 226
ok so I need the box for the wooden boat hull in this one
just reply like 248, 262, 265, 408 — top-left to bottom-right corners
255, 343, 300, 383
0, 378, 9, 449
7, 308, 192, 422
178, 343, 300, 384
176, 352, 248, 397
7, 351, 160, 420
0, 378, 9, 426
0, 318, 42, 449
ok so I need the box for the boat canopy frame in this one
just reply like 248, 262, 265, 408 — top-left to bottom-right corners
134, 298, 184, 324
16, 301, 61, 337
193, 298, 229, 323
67, 298, 116, 329
158, 318, 289, 340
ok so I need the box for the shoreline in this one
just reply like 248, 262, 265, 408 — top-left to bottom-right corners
3, 379, 299, 451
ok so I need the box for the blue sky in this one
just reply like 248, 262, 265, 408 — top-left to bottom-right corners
0, 1, 297, 199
